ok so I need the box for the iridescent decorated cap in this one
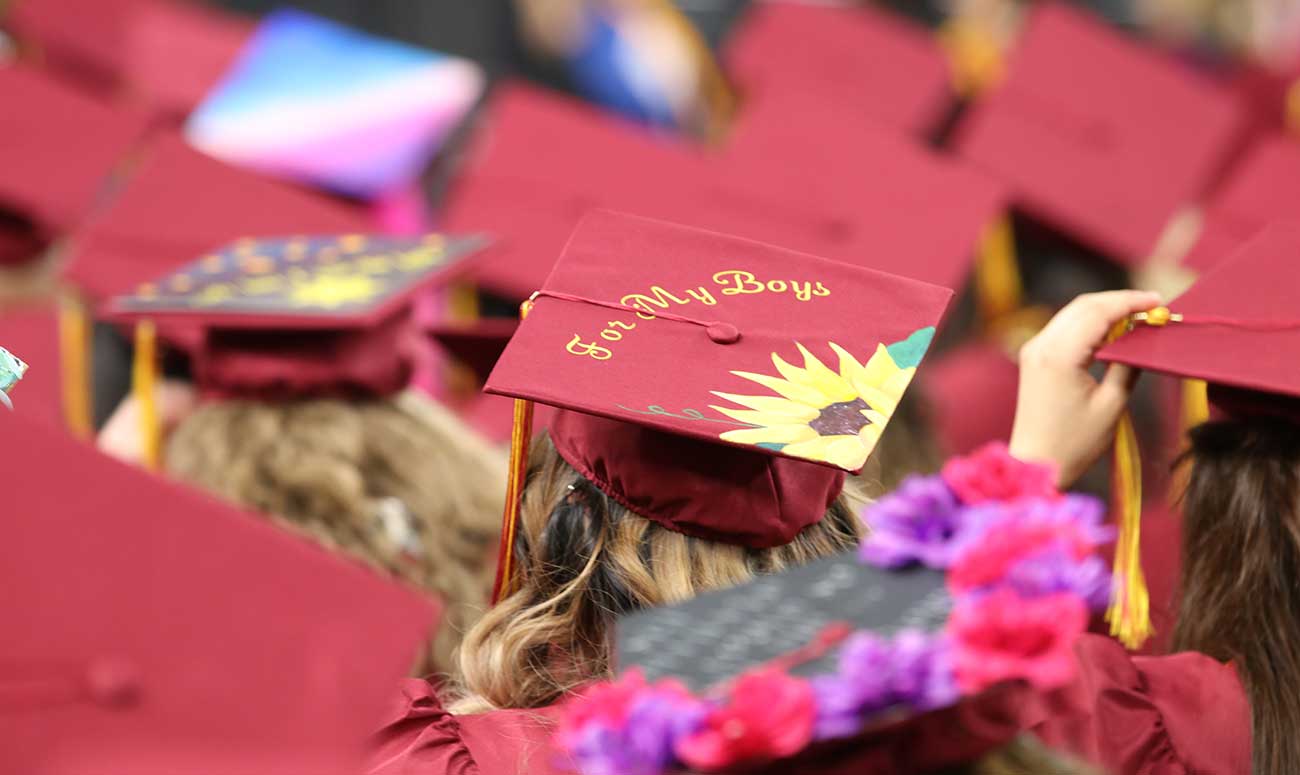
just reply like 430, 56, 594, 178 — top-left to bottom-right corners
486, 210, 951, 549
0, 408, 436, 774
954, 2, 1245, 265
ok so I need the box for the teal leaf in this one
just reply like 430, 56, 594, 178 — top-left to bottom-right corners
886, 327, 935, 369
756, 442, 787, 452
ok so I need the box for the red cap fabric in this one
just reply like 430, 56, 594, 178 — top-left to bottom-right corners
723, 90, 1008, 292
6, 0, 149, 89
486, 211, 951, 547
1184, 135, 1300, 271
106, 233, 492, 400
63, 134, 371, 303
427, 316, 518, 385
0, 64, 151, 233
722, 1, 953, 136
919, 342, 1019, 456
0, 302, 63, 429
1099, 220, 1300, 417
0, 409, 437, 774
954, 2, 1245, 265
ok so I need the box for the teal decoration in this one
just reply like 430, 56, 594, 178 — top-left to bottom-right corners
0, 347, 28, 410
886, 327, 935, 369
756, 442, 787, 452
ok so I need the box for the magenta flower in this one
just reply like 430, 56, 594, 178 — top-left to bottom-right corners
675, 669, 815, 771
949, 589, 1087, 694
941, 443, 1059, 505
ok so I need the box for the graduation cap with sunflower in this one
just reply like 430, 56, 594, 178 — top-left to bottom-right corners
484, 211, 952, 598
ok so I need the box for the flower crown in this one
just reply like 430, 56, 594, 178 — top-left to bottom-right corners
553, 443, 1113, 775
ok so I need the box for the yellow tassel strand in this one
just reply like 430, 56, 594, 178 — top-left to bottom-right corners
938, 19, 1007, 97
57, 293, 93, 439
974, 214, 1024, 327
132, 321, 161, 472
1182, 378, 1209, 432
1106, 413, 1151, 649
490, 299, 536, 604
1286, 79, 1300, 138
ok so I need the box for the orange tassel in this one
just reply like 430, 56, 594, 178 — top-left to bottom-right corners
132, 321, 161, 472
974, 214, 1024, 327
57, 294, 93, 439
490, 299, 536, 604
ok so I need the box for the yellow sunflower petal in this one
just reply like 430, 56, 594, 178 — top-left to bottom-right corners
710, 392, 820, 420
730, 370, 831, 408
794, 343, 857, 403
855, 423, 885, 459
857, 385, 901, 417
783, 434, 869, 470
719, 424, 820, 445
828, 342, 872, 390
861, 344, 903, 385
771, 352, 817, 389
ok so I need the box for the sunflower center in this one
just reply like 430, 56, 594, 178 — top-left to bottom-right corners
808, 398, 872, 437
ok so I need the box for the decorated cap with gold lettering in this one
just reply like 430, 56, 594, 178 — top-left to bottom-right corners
485, 210, 951, 585
106, 232, 491, 402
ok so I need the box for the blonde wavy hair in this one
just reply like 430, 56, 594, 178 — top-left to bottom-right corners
165, 390, 505, 673
450, 433, 866, 713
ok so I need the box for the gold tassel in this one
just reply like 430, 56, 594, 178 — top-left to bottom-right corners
1106, 413, 1151, 649
1286, 79, 1300, 138
937, 19, 1007, 97
974, 214, 1023, 326
132, 321, 161, 472
57, 294, 93, 439
1182, 378, 1209, 432
490, 299, 536, 604
448, 281, 480, 323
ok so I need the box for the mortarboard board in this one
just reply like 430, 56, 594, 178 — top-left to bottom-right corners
722, 90, 1010, 295
953, 2, 1245, 266
121, 0, 254, 120
106, 232, 493, 402
0, 408, 437, 774
722, 1, 953, 137
485, 210, 950, 591
63, 134, 372, 305
1099, 220, 1300, 418
1183, 135, 1300, 271
0, 64, 151, 236
4, 0, 150, 90
0, 302, 62, 427
553, 443, 1108, 774
427, 316, 519, 386
185, 8, 485, 200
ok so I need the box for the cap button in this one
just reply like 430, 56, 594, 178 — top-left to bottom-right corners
706, 322, 741, 344
84, 658, 142, 708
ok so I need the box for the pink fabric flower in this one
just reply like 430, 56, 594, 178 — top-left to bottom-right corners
941, 443, 1058, 505
555, 670, 649, 740
949, 588, 1087, 693
674, 669, 815, 771
947, 513, 1094, 594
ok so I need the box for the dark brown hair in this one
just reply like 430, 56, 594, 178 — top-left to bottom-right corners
1173, 417, 1300, 775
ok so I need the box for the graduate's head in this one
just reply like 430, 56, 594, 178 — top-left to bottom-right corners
457, 212, 953, 710
1098, 222, 1300, 775
98, 233, 506, 673
454, 429, 864, 712
166, 391, 504, 674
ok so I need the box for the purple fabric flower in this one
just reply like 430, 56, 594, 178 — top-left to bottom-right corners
564, 688, 707, 775
812, 630, 956, 741
1003, 546, 1113, 611
860, 475, 975, 569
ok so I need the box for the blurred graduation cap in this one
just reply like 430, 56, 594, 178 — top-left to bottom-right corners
5, 0, 253, 117
0, 408, 437, 775
953, 2, 1245, 266
64, 134, 371, 305
1182, 135, 1300, 271
485, 211, 951, 595
1100, 220, 1300, 419
186, 8, 485, 200
104, 231, 492, 467
0, 64, 151, 259
918, 341, 1020, 456
722, 90, 1012, 305
722, 1, 953, 137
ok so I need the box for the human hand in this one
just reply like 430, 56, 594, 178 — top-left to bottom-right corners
1009, 290, 1162, 487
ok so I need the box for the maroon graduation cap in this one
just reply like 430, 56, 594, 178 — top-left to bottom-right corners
484, 211, 950, 599
1183, 135, 1300, 271
0, 408, 437, 774
63, 134, 372, 305
953, 2, 1246, 265
722, 1, 953, 137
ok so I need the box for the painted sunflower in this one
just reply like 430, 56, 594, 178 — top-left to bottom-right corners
709, 341, 917, 471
